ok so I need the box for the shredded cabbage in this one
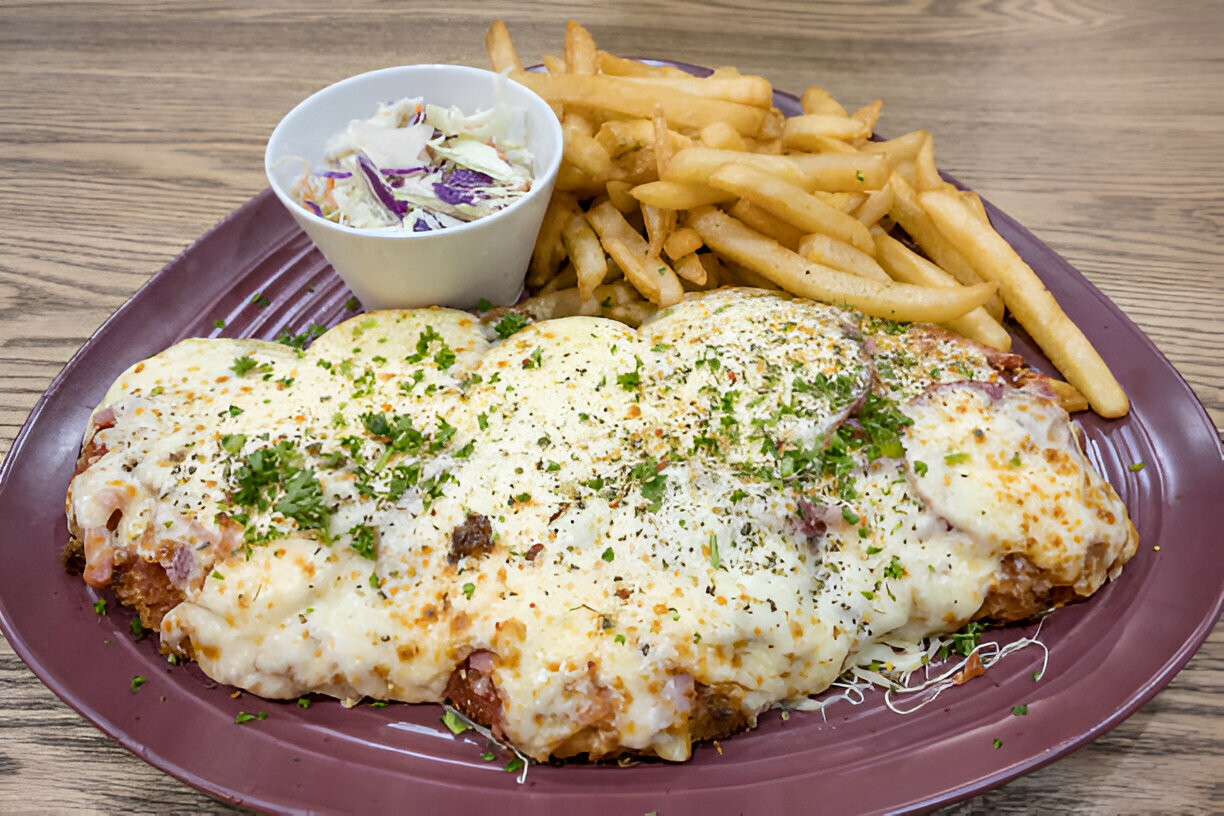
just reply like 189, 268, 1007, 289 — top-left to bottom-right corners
292, 95, 535, 231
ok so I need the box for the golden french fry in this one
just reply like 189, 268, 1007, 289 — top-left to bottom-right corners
800, 86, 848, 117
596, 51, 689, 78
529, 192, 578, 288
783, 114, 871, 149
728, 199, 804, 251
707, 163, 875, 253
814, 191, 867, 213
617, 75, 774, 109
913, 131, 942, 192
663, 226, 703, 260
686, 206, 997, 323
889, 173, 1005, 321
699, 121, 748, 151
596, 119, 650, 157
586, 201, 684, 306
859, 129, 928, 165
539, 262, 578, 294
850, 99, 883, 136
789, 134, 859, 155
542, 54, 566, 74
787, 152, 890, 192
663, 145, 810, 189
514, 281, 640, 322
562, 212, 610, 301
673, 253, 709, 286
510, 71, 767, 135
853, 185, 895, 227
872, 232, 1011, 350
724, 260, 781, 290
615, 147, 660, 185
798, 232, 890, 282
563, 123, 619, 181
565, 19, 598, 74
919, 189, 1127, 417
642, 203, 677, 258
555, 161, 605, 196
605, 180, 639, 213
629, 179, 733, 209
485, 20, 523, 73
1045, 379, 1090, 414
757, 107, 786, 144
652, 106, 674, 179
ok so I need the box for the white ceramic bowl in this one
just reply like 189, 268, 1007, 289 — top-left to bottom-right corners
265, 64, 563, 310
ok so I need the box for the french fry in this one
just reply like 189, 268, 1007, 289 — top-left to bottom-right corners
889, 173, 1005, 321
728, 199, 804, 251
686, 206, 998, 324
850, 99, 883, 136
798, 233, 891, 282
642, 202, 677, 258
596, 51, 689, 78
605, 300, 659, 327
605, 180, 639, 213
787, 152, 890, 192
801, 86, 848, 117
699, 121, 748, 151
514, 281, 641, 322
788, 135, 859, 155
629, 179, 733, 209
538, 262, 578, 294
529, 192, 579, 288
564, 19, 598, 74
872, 232, 1011, 351
783, 114, 871, 149
919, 189, 1128, 417
1045, 379, 1090, 414
859, 129, 928, 165
510, 71, 768, 135
615, 147, 660, 185
814, 191, 867, 213
673, 253, 709, 286
562, 212, 610, 301
664, 146, 810, 189
586, 201, 684, 306
707, 163, 875, 253
724, 260, 782, 290
618, 75, 774, 109
595, 119, 654, 157
662, 226, 703, 260
485, 20, 523, 73
913, 131, 942, 192
653, 106, 676, 179
563, 123, 619, 181
853, 185, 895, 228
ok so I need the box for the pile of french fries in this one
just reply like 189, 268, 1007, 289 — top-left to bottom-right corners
485, 20, 1128, 418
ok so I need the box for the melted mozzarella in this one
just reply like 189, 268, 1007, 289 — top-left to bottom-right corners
67, 288, 1137, 761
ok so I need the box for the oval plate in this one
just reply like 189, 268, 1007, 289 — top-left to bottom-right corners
1, 69, 1221, 815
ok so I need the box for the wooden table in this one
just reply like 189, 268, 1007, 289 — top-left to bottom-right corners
1, 1, 1220, 812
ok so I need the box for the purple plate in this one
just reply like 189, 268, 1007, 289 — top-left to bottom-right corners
1, 70, 1222, 816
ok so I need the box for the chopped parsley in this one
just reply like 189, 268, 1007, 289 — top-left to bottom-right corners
1011, 704, 1029, 716
442, 710, 470, 735
493, 312, 530, 339
235, 711, 268, 724
130, 675, 146, 693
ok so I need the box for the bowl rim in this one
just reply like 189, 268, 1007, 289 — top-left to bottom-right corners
263, 63, 564, 240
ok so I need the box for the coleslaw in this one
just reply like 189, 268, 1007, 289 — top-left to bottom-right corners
292, 96, 535, 231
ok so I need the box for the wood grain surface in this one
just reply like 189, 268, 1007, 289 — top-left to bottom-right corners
1, 1, 1221, 813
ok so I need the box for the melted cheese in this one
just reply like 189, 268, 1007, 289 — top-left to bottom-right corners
66, 288, 1136, 761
